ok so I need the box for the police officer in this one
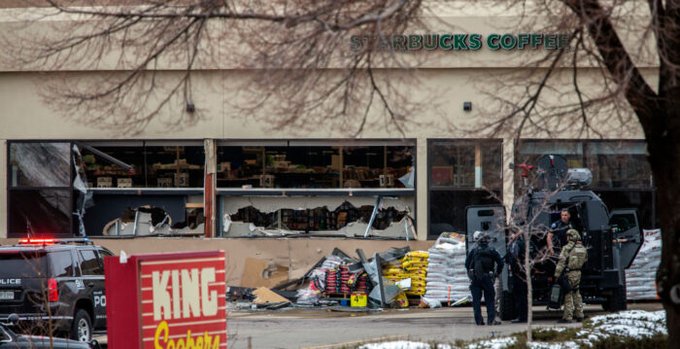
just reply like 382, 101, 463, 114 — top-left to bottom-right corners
508, 230, 528, 323
554, 229, 588, 323
547, 209, 573, 256
466, 231, 504, 326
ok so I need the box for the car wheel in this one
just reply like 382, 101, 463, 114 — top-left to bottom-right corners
71, 309, 92, 342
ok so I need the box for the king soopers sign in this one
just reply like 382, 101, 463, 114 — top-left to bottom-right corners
350, 33, 569, 51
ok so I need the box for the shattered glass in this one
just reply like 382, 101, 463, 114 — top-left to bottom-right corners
10, 142, 70, 187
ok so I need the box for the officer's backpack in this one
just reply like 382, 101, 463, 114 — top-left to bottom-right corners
473, 247, 495, 280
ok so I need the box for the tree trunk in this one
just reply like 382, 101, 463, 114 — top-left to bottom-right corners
648, 116, 680, 348
525, 230, 532, 342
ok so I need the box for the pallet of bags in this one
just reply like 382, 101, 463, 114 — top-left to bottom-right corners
424, 234, 470, 304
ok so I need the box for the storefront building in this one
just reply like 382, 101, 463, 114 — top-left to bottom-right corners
0, 4, 656, 282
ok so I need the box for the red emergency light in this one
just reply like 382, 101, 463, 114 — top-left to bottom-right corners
18, 238, 56, 245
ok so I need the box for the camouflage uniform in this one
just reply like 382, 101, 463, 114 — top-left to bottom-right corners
554, 229, 588, 321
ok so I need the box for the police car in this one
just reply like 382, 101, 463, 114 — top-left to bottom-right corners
0, 238, 112, 342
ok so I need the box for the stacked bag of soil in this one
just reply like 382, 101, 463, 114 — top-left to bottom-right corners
423, 234, 470, 304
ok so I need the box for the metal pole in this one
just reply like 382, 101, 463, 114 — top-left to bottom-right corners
363, 195, 382, 238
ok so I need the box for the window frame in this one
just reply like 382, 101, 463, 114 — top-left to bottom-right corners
427, 139, 504, 239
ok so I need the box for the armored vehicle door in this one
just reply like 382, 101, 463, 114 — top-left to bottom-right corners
466, 205, 508, 289
609, 209, 643, 269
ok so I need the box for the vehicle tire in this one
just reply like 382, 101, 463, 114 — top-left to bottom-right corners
500, 291, 517, 321
70, 309, 92, 342
602, 285, 627, 312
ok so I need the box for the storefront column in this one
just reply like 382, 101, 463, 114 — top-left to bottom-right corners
0, 140, 6, 238
204, 139, 217, 238
416, 137, 428, 240
503, 138, 515, 215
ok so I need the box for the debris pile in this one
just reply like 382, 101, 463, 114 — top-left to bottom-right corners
228, 227, 661, 311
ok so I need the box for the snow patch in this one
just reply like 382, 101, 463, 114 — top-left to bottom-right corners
466, 337, 516, 349
529, 341, 579, 349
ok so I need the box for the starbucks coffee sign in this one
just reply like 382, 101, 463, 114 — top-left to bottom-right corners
350, 33, 569, 51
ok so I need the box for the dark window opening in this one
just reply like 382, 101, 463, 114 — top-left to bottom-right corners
428, 139, 503, 239
217, 144, 414, 189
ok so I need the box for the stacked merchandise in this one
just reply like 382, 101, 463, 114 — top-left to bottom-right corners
626, 229, 661, 300
382, 260, 410, 308
296, 255, 344, 304
325, 265, 368, 296
424, 234, 470, 304
381, 251, 429, 307
401, 251, 429, 296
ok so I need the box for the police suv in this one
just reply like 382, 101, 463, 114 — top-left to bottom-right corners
0, 238, 111, 342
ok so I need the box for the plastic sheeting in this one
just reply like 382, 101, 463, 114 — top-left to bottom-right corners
626, 229, 661, 300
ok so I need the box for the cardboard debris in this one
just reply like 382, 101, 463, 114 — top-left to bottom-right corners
252, 287, 291, 305
240, 257, 289, 288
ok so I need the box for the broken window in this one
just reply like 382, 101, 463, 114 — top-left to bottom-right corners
8, 142, 72, 237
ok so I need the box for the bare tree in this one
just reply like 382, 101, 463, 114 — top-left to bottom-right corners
3, 0, 680, 344
468, 1, 680, 345
1, 0, 426, 136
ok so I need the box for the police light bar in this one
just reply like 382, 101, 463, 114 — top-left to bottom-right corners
18, 238, 56, 245
18, 237, 93, 246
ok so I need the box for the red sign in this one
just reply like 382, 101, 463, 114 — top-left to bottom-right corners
105, 251, 227, 349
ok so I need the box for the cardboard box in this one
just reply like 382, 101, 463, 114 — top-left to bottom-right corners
157, 178, 172, 187
174, 173, 190, 187
97, 177, 113, 188
117, 178, 132, 188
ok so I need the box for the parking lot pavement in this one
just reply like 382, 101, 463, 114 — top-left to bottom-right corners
225, 303, 662, 349
91, 302, 660, 348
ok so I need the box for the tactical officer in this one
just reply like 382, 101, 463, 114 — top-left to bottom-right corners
554, 229, 588, 323
466, 231, 504, 326
547, 209, 573, 256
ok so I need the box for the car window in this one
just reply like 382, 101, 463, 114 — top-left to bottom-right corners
48, 251, 74, 277
98, 248, 113, 271
79, 250, 103, 275
0, 251, 47, 278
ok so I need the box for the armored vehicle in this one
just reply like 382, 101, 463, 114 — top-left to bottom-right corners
466, 155, 643, 320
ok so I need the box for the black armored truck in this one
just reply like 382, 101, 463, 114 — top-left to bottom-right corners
466, 155, 644, 320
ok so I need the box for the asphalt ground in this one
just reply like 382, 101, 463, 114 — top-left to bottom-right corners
91, 302, 662, 348
223, 302, 663, 349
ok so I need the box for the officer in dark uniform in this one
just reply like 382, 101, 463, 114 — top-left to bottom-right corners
547, 209, 573, 256
466, 232, 504, 326
508, 230, 528, 323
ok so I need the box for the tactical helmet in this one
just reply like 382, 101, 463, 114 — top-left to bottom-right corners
567, 229, 581, 241
473, 231, 482, 241
477, 231, 491, 245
